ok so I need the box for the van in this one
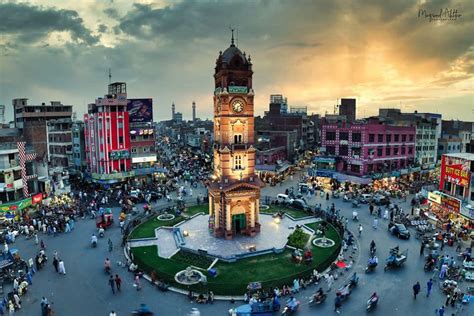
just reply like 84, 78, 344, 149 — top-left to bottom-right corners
292, 199, 309, 211
277, 194, 293, 205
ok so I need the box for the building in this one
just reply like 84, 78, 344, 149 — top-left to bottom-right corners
379, 109, 439, 167
174, 112, 183, 123
441, 120, 474, 153
84, 82, 132, 185
12, 99, 73, 168
171, 103, 176, 120
256, 130, 298, 162
339, 98, 356, 122
438, 136, 462, 159
432, 153, 474, 223
207, 34, 264, 239
192, 101, 197, 121
0, 128, 41, 213
71, 121, 86, 175
270, 95, 288, 114
321, 118, 416, 178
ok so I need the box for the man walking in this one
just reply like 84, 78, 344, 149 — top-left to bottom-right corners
426, 279, 433, 297
413, 281, 421, 299
115, 274, 122, 292
369, 204, 374, 216
358, 224, 363, 237
109, 275, 115, 294
52, 257, 59, 273
420, 242, 425, 256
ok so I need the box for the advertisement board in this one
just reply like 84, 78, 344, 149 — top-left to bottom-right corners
127, 99, 153, 123
440, 194, 461, 213
0, 197, 32, 212
428, 192, 441, 204
440, 155, 471, 189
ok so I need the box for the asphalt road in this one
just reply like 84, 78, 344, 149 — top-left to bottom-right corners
8, 172, 474, 316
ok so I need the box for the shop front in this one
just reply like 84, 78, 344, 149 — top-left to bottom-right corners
425, 191, 472, 230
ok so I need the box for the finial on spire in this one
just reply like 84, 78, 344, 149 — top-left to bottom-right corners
231, 28, 235, 46
108, 68, 112, 84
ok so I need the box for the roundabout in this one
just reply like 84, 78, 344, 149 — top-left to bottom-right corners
127, 204, 343, 296
157, 213, 176, 221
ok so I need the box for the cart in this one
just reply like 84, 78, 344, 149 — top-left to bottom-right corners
384, 247, 408, 271
96, 212, 114, 229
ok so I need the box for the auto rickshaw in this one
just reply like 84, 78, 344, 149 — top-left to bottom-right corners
96, 211, 114, 229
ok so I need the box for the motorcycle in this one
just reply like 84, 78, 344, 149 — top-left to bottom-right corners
309, 293, 327, 305
281, 299, 300, 315
336, 284, 352, 300
365, 261, 378, 273
367, 295, 378, 311
91, 240, 97, 248
343, 194, 351, 202
352, 200, 360, 208
352, 211, 359, 221
370, 246, 376, 256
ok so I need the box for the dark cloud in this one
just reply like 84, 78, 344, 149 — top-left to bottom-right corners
97, 24, 108, 33
381, 96, 427, 101
270, 42, 321, 49
0, 2, 99, 45
103, 7, 120, 19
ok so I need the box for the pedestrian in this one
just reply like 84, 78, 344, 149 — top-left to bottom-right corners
109, 275, 115, 294
358, 224, 363, 237
134, 274, 141, 290
383, 209, 388, 220
41, 297, 48, 316
334, 293, 342, 314
390, 211, 394, 222
120, 220, 125, 234
58, 259, 66, 275
377, 207, 381, 218
373, 218, 378, 229
110, 311, 117, 316
451, 292, 458, 307
40, 240, 45, 250
444, 294, 450, 306
426, 279, 433, 297
369, 204, 374, 216
108, 239, 113, 252
413, 281, 420, 299
437, 305, 445, 316
52, 257, 59, 273
326, 274, 334, 291
115, 274, 122, 292
439, 263, 448, 279
34, 233, 39, 245
420, 242, 425, 256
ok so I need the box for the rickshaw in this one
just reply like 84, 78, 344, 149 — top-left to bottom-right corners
96, 209, 114, 229
384, 246, 408, 271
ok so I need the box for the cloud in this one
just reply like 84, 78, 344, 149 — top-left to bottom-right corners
103, 7, 120, 19
0, 2, 99, 45
270, 42, 321, 49
381, 95, 427, 101
97, 24, 108, 33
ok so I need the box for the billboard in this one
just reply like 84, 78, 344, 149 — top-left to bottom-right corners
127, 99, 153, 123
440, 155, 471, 189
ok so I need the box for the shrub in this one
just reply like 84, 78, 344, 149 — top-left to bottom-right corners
287, 228, 310, 249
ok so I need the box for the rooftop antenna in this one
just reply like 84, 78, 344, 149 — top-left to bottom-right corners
231, 28, 235, 46
236, 27, 239, 47
108, 68, 112, 84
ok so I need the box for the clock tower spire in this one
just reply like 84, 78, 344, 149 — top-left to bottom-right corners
207, 36, 263, 239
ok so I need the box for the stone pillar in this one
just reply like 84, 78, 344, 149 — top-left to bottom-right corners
250, 200, 255, 228
208, 196, 213, 216
214, 201, 220, 229
255, 198, 259, 224
226, 203, 232, 231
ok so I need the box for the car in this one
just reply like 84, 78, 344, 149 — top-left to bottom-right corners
388, 222, 411, 239
299, 183, 310, 193
291, 199, 310, 211
359, 194, 373, 204
277, 194, 293, 205
373, 194, 388, 206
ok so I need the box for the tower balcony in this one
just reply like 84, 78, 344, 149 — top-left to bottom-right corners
232, 143, 248, 151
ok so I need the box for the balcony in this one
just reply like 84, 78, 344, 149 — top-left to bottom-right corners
232, 143, 248, 151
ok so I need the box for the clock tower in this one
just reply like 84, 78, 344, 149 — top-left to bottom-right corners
207, 33, 264, 239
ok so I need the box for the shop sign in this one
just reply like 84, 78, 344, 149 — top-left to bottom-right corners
443, 163, 470, 187
460, 205, 474, 220
32, 193, 43, 205
400, 169, 409, 175
440, 194, 461, 213
391, 171, 401, 178
132, 156, 157, 163
109, 150, 130, 160
314, 157, 335, 164
410, 167, 421, 173
91, 171, 135, 180
428, 192, 441, 204
372, 173, 383, 180
315, 170, 335, 178
0, 197, 32, 212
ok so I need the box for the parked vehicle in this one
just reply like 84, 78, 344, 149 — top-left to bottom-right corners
292, 199, 309, 211
388, 222, 411, 239
359, 194, 373, 204
277, 194, 293, 205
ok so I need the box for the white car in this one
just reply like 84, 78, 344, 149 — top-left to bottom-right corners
359, 194, 373, 204
277, 194, 293, 205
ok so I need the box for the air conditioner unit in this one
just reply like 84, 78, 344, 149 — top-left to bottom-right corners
10, 160, 18, 167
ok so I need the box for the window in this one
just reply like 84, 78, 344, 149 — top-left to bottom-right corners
378, 134, 383, 142
143, 146, 149, 153
402, 135, 406, 142
352, 133, 361, 142
394, 147, 399, 155
326, 131, 336, 141
408, 147, 413, 154
234, 155, 243, 170
339, 132, 349, 140
386, 134, 392, 142
352, 147, 361, 157
131, 148, 137, 153
339, 145, 348, 156
327, 146, 336, 155
107, 137, 110, 144
350, 165, 360, 173
234, 134, 243, 144
377, 147, 383, 157
386, 147, 391, 156
369, 134, 375, 142
118, 121, 123, 128
394, 134, 399, 142
401, 147, 406, 155
119, 136, 124, 144
409, 134, 414, 141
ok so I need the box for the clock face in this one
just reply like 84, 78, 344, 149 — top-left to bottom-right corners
232, 99, 244, 113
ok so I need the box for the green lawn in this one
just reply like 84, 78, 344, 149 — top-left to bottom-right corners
129, 216, 185, 239
287, 227, 311, 249
261, 205, 312, 219
184, 205, 208, 217
131, 221, 342, 295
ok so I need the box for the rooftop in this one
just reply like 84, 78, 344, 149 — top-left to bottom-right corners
444, 153, 474, 161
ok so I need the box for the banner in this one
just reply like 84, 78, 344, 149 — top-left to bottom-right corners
0, 197, 32, 212
440, 194, 461, 213
127, 99, 153, 123
440, 155, 471, 189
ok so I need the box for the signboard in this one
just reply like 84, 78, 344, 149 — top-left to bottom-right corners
130, 128, 154, 136
228, 86, 248, 94
440, 155, 472, 190
91, 171, 135, 181
440, 194, 461, 213
247, 282, 262, 290
460, 205, 474, 220
400, 169, 409, 175
132, 156, 157, 163
32, 193, 43, 205
109, 150, 130, 160
315, 170, 335, 178
0, 197, 32, 212
314, 157, 335, 164
127, 99, 153, 123
428, 192, 441, 204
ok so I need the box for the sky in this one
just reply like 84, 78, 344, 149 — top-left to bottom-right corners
0, 0, 473, 122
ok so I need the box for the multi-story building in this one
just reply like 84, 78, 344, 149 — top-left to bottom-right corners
12, 99, 73, 167
270, 94, 288, 114
321, 118, 416, 178
339, 98, 356, 122
438, 136, 462, 160
84, 82, 132, 185
441, 120, 474, 153
71, 121, 86, 176
379, 109, 439, 167
0, 128, 41, 213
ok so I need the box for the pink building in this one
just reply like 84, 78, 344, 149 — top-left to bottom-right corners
321, 118, 416, 177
